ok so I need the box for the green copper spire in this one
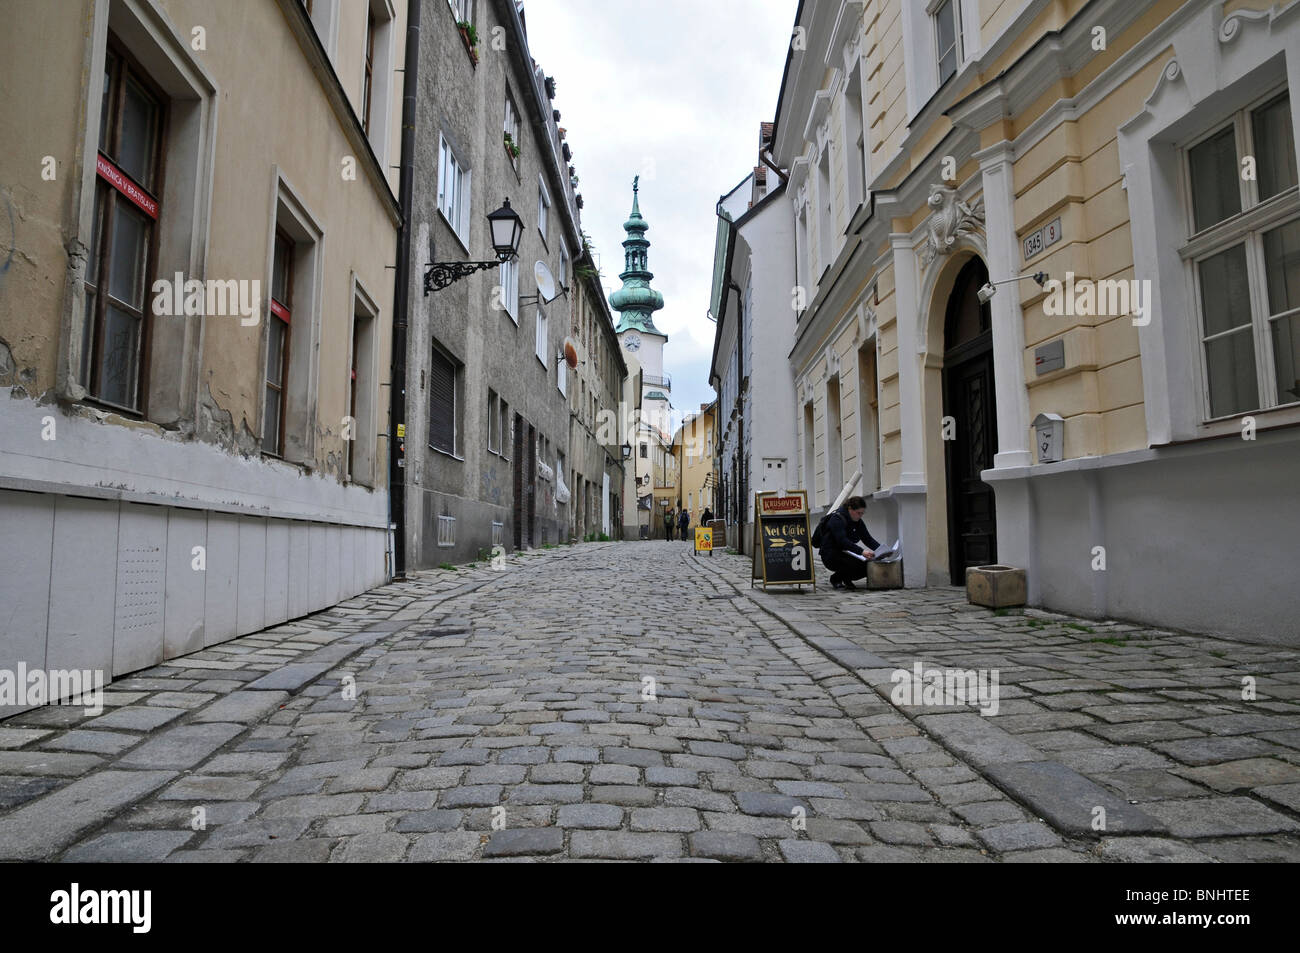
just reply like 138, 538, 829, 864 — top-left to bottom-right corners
610, 176, 665, 335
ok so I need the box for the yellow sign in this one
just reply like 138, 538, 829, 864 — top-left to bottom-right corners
694, 527, 713, 552
396, 424, 406, 438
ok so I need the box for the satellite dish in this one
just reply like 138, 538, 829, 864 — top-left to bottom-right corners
562, 337, 579, 370
534, 261, 558, 303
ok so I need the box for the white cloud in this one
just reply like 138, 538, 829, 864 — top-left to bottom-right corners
521, 0, 794, 415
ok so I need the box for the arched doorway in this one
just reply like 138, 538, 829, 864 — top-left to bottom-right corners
942, 257, 997, 585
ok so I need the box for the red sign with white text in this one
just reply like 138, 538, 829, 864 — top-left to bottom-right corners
96, 153, 159, 220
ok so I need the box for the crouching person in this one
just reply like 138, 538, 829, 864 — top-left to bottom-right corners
818, 495, 879, 591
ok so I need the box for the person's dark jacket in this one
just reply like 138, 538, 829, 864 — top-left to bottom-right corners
701, 508, 713, 524
678, 510, 690, 531
818, 504, 880, 566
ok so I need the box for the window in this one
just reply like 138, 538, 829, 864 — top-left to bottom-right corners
559, 241, 569, 290
438, 135, 470, 245
447, 0, 470, 22
934, 0, 959, 87
263, 230, 294, 455
499, 257, 519, 321
844, 59, 867, 213
535, 307, 548, 366
362, 7, 376, 136
640, 443, 648, 459
499, 398, 510, 459
558, 354, 567, 396
347, 284, 377, 485
1184, 91, 1299, 419
488, 388, 500, 453
504, 94, 520, 170
818, 149, 834, 270
538, 176, 551, 242
82, 42, 166, 414
429, 345, 457, 454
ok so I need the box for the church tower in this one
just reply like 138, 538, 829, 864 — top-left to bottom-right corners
610, 177, 668, 406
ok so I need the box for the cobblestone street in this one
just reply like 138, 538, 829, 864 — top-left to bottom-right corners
2, 541, 1299, 863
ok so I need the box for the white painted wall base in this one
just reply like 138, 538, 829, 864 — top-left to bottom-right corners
985, 430, 1300, 645
0, 393, 388, 716
0, 488, 386, 716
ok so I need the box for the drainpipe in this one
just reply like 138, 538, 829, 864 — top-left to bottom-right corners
388, 0, 421, 580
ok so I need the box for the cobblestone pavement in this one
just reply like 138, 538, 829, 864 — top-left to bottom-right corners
2, 541, 1298, 862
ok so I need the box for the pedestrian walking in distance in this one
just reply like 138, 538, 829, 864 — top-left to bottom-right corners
664, 506, 675, 541
678, 507, 690, 542
818, 495, 879, 591
701, 507, 713, 526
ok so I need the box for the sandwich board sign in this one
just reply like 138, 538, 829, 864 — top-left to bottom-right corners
694, 526, 713, 555
751, 490, 814, 590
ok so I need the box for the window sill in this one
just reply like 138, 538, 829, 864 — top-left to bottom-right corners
1176, 401, 1300, 444
429, 445, 465, 462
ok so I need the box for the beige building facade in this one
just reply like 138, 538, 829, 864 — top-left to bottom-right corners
774, 0, 1299, 640
0, 0, 401, 702
674, 402, 717, 526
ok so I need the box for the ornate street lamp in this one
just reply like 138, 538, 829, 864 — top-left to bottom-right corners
621, 442, 632, 460
423, 198, 524, 295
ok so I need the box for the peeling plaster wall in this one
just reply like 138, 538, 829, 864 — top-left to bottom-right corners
0, 0, 400, 696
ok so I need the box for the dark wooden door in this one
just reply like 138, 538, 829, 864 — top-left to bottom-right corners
525, 425, 536, 548
942, 258, 997, 586
512, 414, 523, 550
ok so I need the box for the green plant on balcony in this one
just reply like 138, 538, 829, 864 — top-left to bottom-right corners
503, 131, 521, 159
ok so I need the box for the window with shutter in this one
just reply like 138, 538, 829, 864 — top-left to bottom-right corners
429, 347, 456, 454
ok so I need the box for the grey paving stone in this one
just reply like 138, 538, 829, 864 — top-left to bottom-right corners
0, 728, 53, 748
983, 760, 1165, 835
778, 839, 841, 863
409, 831, 483, 861
916, 713, 1044, 768
465, 764, 527, 785
663, 787, 733, 812
482, 827, 564, 857
395, 810, 464, 832
590, 785, 657, 807
1253, 783, 1300, 813
631, 807, 701, 832
331, 833, 411, 862
1141, 797, 1300, 838
251, 839, 335, 863
507, 784, 583, 805
39, 729, 140, 756
117, 723, 243, 771
245, 663, 333, 693
687, 831, 762, 862
203, 752, 290, 775
84, 707, 188, 731
1175, 758, 1300, 793
159, 775, 262, 801
498, 746, 550, 764
604, 747, 664, 767
201, 818, 312, 849
365, 791, 438, 812
571, 831, 682, 859
735, 791, 804, 817
261, 794, 365, 818
1097, 837, 1215, 863
439, 785, 502, 808
0, 769, 174, 860
557, 803, 624, 829
530, 762, 585, 784
589, 764, 639, 784
553, 746, 600, 764
975, 822, 1062, 852
62, 830, 194, 862
0, 774, 63, 810
869, 821, 934, 846
192, 690, 290, 724
0, 750, 103, 777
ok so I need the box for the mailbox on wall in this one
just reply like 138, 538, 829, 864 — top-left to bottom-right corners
1033, 413, 1064, 464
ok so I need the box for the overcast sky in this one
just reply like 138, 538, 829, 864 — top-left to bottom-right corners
521, 0, 795, 421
